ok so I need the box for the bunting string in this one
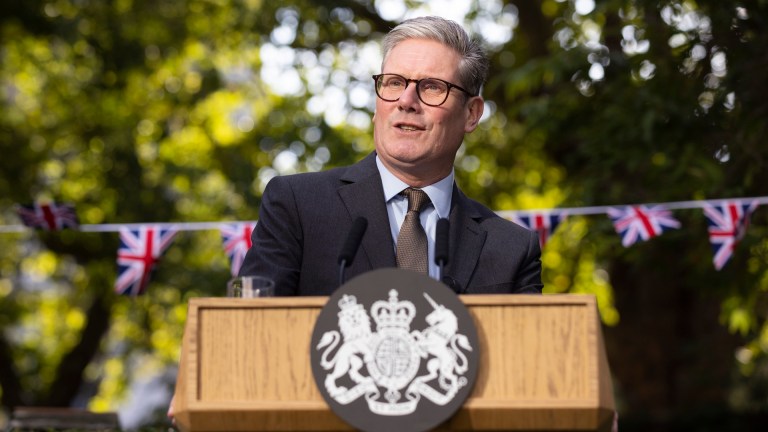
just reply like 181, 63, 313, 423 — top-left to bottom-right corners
494, 196, 768, 218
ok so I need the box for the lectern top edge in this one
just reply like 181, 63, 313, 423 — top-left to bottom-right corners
188, 293, 597, 309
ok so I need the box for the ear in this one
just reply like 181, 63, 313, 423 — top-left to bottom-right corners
464, 96, 484, 133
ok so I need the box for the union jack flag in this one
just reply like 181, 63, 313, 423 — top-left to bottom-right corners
608, 205, 681, 247
115, 226, 178, 296
511, 211, 567, 248
219, 222, 256, 276
703, 200, 759, 270
15, 202, 79, 231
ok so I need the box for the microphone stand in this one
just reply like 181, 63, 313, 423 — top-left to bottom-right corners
338, 260, 349, 288
437, 259, 445, 284
435, 218, 449, 287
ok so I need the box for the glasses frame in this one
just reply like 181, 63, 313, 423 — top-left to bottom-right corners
372, 73, 474, 107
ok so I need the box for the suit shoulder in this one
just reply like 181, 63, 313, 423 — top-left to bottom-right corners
463, 197, 531, 235
264, 165, 349, 190
264, 153, 377, 192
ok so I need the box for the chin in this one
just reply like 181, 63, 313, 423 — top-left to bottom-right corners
390, 148, 428, 163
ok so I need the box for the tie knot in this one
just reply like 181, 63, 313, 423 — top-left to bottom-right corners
403, 188, 431, 213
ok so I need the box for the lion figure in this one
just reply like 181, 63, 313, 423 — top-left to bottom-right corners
316, 295, 374, 399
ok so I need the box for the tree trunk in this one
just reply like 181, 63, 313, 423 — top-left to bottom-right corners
41, 295, 112, 406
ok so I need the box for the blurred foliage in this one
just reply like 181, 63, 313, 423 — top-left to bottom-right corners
0, 0, 767, 429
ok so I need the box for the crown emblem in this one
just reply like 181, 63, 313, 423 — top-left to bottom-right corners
337, 294, 364, 318
371, 289, 415, 331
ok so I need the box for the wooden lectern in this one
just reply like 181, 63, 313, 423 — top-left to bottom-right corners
172, 295, 615, 431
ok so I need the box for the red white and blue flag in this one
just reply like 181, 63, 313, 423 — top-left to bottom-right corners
219, 222, 256, 276
608, 205, 681, 247
115, 226, 178, 296
703, 200, 759, 270
15, 202, 79, 231
511, 211, 567, 248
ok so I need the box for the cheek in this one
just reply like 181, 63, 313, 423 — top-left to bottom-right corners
373, 105, 393, 129
435, 112, 466, 137
374, 99, 393, 117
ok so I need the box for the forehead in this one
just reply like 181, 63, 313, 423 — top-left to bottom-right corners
382, 38, 461, 81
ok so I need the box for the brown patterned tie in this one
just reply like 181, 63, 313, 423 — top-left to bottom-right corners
396, 188, 431, 273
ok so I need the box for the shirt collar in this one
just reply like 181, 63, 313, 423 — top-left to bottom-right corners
375, 155, 453, 219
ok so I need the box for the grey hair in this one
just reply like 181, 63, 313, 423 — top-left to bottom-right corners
381, 16, 489, 97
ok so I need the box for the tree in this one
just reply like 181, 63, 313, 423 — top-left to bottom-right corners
1, 0, 766, 429
486, 1, 768, 427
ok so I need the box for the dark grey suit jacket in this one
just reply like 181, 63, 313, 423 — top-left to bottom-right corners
239, 152, 542, 296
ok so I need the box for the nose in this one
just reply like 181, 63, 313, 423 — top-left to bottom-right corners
397, 82, 422, 111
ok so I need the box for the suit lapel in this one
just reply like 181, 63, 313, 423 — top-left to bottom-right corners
448, 186, 487, 292
335, 154, 487, 285
337, 153, 397, 269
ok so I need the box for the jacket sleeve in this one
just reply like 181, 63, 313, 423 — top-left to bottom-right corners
238, 176, 303, 296
512, 228, 543, 294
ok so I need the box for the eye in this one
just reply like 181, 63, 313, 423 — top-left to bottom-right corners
384, 76, 406, 88
420, 79, 446, 93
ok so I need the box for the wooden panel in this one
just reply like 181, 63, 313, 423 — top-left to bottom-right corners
198, 306, 321, 401
469, 304, 588, 401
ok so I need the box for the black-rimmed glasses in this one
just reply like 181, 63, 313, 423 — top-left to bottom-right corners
372, 73, 474, 107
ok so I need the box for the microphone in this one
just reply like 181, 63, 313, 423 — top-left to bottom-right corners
435, 218, 450, 285
338, 217, 368, 287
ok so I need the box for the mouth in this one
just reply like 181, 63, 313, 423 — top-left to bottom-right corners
394, 122, 425, 132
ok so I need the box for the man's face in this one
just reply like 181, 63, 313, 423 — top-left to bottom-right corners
373, 38, 484, 186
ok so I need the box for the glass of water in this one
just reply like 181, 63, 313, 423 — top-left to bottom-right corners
226, 276, 275, 298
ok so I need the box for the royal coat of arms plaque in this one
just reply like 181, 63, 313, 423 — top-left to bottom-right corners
310, 268, 479, 432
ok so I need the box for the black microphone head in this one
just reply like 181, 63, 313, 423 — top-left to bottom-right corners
338, 217, 368, 266
435, 217, 450, 266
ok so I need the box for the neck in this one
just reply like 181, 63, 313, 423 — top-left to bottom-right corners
379, 159, 452, 188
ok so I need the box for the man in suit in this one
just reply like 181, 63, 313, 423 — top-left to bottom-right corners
239, 16, 542, 296
169, 16, 541, 423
